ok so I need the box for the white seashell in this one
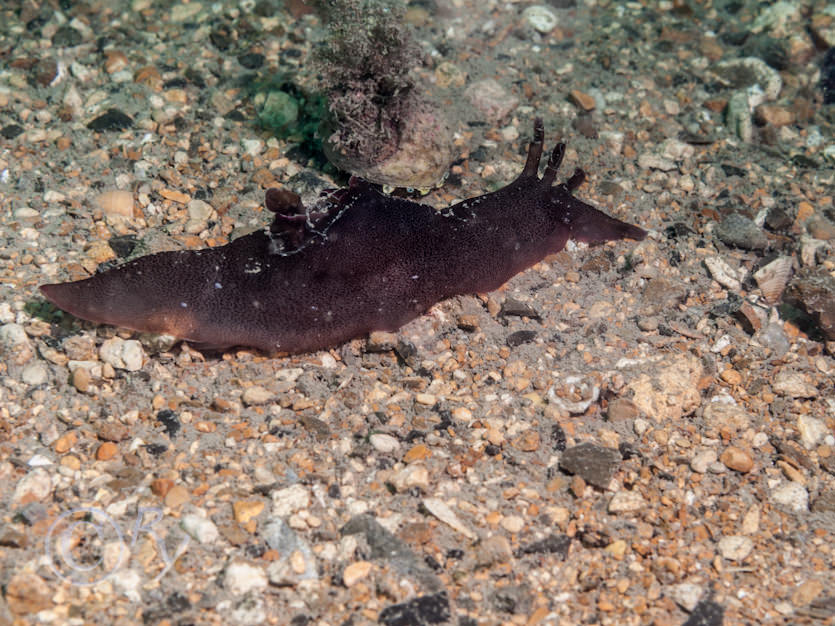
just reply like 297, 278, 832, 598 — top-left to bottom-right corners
754, 256, 793, 305
704, 256, 743, 291
548, 375, 600, 414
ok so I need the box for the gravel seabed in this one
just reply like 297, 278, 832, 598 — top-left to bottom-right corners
1, 1, 834, 625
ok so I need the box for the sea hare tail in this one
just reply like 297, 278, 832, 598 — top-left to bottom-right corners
567, 200, 647, 243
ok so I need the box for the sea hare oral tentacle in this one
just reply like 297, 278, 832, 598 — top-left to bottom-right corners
41, 118, 647, 354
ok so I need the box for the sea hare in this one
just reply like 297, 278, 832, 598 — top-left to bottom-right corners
41, 119, 646, 354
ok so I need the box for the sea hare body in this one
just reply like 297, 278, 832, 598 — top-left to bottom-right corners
41, 119, 646, 354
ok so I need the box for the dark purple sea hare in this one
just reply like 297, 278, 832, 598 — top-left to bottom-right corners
40, 119, 646, 354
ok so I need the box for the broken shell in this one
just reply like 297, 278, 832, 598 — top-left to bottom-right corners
704, 256, 743, 292
754, 256, 793, 305
548, 375, 600, 414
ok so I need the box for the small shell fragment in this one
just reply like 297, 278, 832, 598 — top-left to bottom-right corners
704, 256, 743, 292
548, 375, 600, 414
754, 256, 793, 305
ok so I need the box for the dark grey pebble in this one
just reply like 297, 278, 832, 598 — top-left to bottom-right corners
87, 108, 133, 131
715, 213, 768, 250
559, 442, 621, 489
379, 591, 451, 626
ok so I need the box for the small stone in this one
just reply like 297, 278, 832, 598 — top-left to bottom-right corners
668, 583, 704, 612
53, 430, 78, 454
121, 340, 144, 370
506, 329, 537, 347
791, 579, 824, 608
715, 213, 768, 250
741, 505, 760, 534
755, 103, 795, 126
233, 500, 265, 525
702, 399, 751, 435
5, 572, 53, 615
608, 490, 647, 513
607, 398, 639, 421
379, 592, 451, 626
522, 5, 558, 34
771, 481, 809, 512
513, 430, 540, 452
230, 594, 266, 626
52, 25, 83, 47
369, 433, 400, 453
263, 518, 318, 584
717, 535, 753, 561
94, 190, 134, 218
690, 449, 718, 474
391, 463, 430, 492
343, 561, 373, 587
560, 442, 621, 489
811, 490, 835, 514
87, 108, 133, 131
720, 368, 742, 385
151, 478, 173, 497
96, 442, 119, 461
181, 514, 219, 544
404, 443, 431, 463
773, 369, 818, 398
99, 337, 145, 371
13, 468, 52, 504
242, 385, 272, 406
20, 361, 48, 385
500, 515, 525, 533
465, 79, 519, 123
604, 539, 627, 558
720, 446, 754, 473
624, 352, 703, 421
367, 330, 397, 352
457, 314, 480, 331
271, 484, 310, 517
72, 366, 91, 392
98, 422, 130, 442
422, 497, 475, 539
569, 89, 596, 111
806, 215, 835, 240
224, 562, 268, 595
797, 415, 827, 449
104, 50, 129, 74
475, 534, 513, 567
170, 2, 203, 21
164, 485, 190, 508
159, 188, 190, 204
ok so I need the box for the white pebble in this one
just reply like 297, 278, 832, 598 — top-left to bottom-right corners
0, 323, 31, 349
797, 415, 827, 449
369, 433, 400, 453
21, 361, 48, 385
271, 484, 310, 517
690, 449, 718, 474
242, 386, 273, 406
522, 5, 558, 34
224, 561, 268, 595
667, 582, 704, 612
608, 490, 646, 513
13, 467, 53, 503
771, 482, 808, 512
181, 514, 219, 544
717, 535, 753, 561
100, 337, 145, 371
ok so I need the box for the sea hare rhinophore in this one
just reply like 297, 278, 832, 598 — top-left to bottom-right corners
41, 118, 646, 354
